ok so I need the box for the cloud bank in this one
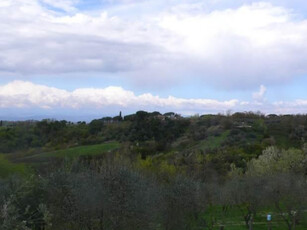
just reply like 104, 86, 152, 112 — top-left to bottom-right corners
0, 81, 237, 113
0, 81, 306, 118
0, 0, 307, 89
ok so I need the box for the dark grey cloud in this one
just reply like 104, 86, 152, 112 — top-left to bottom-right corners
0, 34, 165, 74
1, 0, 307, 90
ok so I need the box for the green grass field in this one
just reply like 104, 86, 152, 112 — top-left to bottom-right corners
1, 142, 120, 177
203, 206, 307, 230
28, 142, 120, 159
7, 142, 121, 166
0, 154, 29, 178
199, 130, 230, 150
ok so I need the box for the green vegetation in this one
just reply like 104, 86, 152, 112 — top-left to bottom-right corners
0, 111, 306, 229
198, 130, 230, 150
202, 206, 307, 230
0, 154, 29, 177
30, 142, 120, 159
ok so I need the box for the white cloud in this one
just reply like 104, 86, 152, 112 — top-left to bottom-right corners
0, 81, 70, 108
0, 81, 306, 117
0, 81, 238, 115
0, 1, 307, 89
253, 85, 267, 102
157, 2, 307, 88
272, 99, 307, 114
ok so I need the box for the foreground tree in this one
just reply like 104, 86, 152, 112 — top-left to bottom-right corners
222, 176, 265, 230
263, 174, 307, 230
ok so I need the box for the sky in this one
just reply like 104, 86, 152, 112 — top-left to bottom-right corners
0, 0, 307, 121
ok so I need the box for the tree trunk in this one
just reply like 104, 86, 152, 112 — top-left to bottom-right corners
249, 215, 253, 230
244, 213, 251, 229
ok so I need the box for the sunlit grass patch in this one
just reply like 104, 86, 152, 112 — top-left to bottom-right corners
0, 154, 29, 178
31, 142, 120, 159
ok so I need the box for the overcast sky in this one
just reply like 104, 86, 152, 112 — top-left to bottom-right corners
0, 0, 307, 121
